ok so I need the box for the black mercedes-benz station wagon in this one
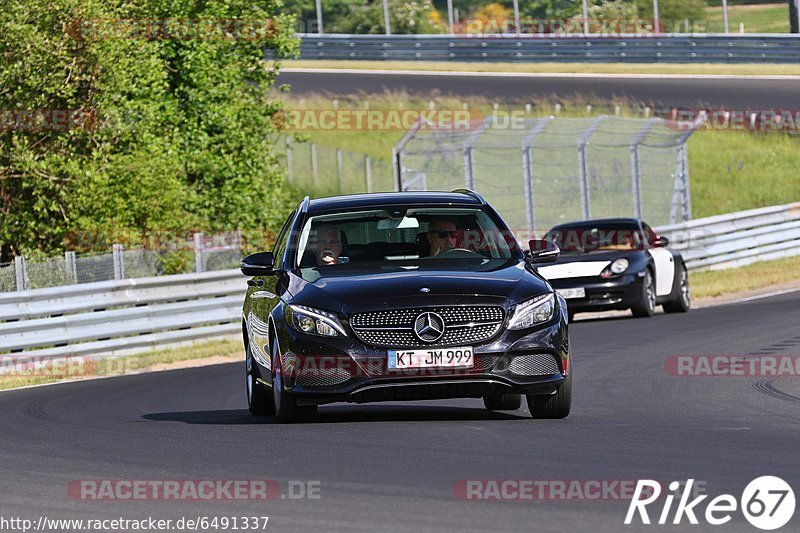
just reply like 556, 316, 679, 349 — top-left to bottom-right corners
240, 190, 571, 422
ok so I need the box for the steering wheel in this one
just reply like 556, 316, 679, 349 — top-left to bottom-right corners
435, 247, 482, 258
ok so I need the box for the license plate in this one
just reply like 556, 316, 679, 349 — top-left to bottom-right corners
558, 287, 585, 299
387, 347, 474, 370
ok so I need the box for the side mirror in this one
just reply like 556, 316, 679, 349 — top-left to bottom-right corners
240, 252, 277, 277
527, 239, 560, 264
651, 236, 670, 248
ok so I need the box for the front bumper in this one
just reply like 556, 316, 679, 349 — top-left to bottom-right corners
262, 316, 569, 406
550, 273, 643, 312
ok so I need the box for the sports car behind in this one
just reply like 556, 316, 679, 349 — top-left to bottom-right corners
538, 218, 690, 319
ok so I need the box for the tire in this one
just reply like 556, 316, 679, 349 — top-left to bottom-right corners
271, 338, 317, 423
663, 264, 691, 313
527, 370, 572, 419
483, 393, 522, 411
631, 269, 656, 318
246, 342, 273, 416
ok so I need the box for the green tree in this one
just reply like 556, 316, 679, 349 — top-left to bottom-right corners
0, 0, 298, 261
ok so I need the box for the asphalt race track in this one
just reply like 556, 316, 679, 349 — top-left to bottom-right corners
2, 290, 799, 532
279, 70, 799, 109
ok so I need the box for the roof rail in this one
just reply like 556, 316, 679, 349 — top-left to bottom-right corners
451, 189, 486, 205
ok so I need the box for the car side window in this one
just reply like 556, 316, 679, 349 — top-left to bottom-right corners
272, 211, 296, 269
641, 223, 657, 247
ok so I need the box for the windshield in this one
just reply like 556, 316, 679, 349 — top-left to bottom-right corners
545, 223, 645, 253
294, 207, 519, 276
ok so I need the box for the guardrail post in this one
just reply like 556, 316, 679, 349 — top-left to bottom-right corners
112, 244, 125, 280
336, 148, 344, 194
65, 251, 78, 283
194, 233, 205, 273
365, 155, 373, 193
14, 256, 27, 292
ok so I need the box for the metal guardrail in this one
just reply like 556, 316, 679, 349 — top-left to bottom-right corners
298, 34, 800, 63
0, 270, 245, 359
655, 202, 800, 270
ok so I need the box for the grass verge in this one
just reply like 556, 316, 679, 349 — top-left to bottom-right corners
704, 3, 789, 34
283, 59, 800, 77
0, 338, 242, 392
691, 254, 800, 299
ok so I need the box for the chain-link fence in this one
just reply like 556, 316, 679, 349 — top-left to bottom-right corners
396, 115, 698, 233
1, 233, 244, 293
272, 136, 395, 196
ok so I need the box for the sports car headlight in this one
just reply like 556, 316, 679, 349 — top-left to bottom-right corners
286, 305, 346, 337
601, 258, 629, 278
508, 293, 555, 330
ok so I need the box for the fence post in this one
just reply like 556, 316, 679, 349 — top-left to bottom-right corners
462, 117, 490, 191
285, 136, 293, 184
365, 155, 373, 193
521, 117, 552, 232
310, 143, 319, 187
393, 147, 402, 191
680, 145, 692, 221
336, 148, 344, 194
577, 115, 607, 220
194, 233, 205, 273
65, 251, 78, 283
112, 244, 125, 280
630, 118, 658, 220
14, 256, 27, 292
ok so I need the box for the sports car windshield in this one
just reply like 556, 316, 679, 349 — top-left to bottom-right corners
295, 207, 519, 276
546, 223, 645, 254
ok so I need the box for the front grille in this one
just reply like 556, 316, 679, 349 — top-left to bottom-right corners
350, 306, 505, 348
296, 366, 351, 388
508, 354, 561, 376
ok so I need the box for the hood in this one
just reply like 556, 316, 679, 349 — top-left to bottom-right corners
286, 260, 549, 314
537, 250, 641, 280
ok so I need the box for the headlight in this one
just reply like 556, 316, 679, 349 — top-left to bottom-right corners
508, 293, 555, 330
610, 258, 629, 273
286, 305, 346, 337
601, 258, 629, 278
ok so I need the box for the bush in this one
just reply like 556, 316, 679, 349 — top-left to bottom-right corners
0, 0, 299, 262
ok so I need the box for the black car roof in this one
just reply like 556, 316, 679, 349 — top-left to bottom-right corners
549, 218, 643, 230
306, 191, 483, 213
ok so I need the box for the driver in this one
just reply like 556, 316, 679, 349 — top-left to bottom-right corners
309, 225, 343, 265
426, 219, 459, 256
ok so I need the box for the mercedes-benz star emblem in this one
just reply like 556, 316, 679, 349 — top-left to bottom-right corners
414, 312, 445, 343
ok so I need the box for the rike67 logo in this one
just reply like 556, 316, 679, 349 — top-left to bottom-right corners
625, 477, 795, 530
